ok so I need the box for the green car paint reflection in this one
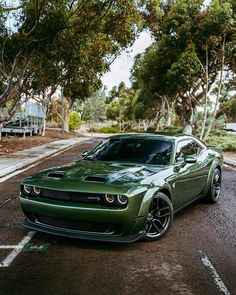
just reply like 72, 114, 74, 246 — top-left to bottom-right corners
20, 133, 223, 242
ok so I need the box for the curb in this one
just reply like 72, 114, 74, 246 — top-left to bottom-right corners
224, 157, 236, 167
0, 137, 89, 179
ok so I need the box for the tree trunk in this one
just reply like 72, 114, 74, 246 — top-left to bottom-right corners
165, 105, 172, 126
155, 97, 165, 130
200, 44, 209, 140
143, 120, 149, 131
203, 35, 226, 141
0, 123, 2, 142
64, 111, 70, 133
182, 123, 192, 135
182, 97, 193, 135
41, 105, 47, 137
163, 97, 172, 127
63, 98, 75, 133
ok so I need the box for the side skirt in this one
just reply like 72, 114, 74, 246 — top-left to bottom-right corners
173, 193, 205, 215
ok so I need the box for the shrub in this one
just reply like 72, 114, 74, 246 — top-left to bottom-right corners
69, 111, 81, 131
205, 132, 236, 152
97, 126, 120, 133
146, 126, 156, 133
161, 125, 182, 134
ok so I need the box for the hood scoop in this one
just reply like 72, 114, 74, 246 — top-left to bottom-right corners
83, 176, 107, 183
47, 172, 65, 179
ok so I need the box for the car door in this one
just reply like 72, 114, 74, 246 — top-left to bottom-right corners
173, 139, 208, 210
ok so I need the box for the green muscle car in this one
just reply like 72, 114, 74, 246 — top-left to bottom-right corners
20, 133, 223, 242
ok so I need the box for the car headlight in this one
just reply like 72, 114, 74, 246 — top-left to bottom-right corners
117, 195, 128, 205
33, 187, 41, 195
104, 194, 116, 203
23, 185, 32, 194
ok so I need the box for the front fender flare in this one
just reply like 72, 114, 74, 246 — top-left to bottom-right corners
138, 184, 173, 217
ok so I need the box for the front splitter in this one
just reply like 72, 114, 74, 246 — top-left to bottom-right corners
23, 219, 145, 243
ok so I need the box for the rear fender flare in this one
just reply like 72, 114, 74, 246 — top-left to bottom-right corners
203, 159, 221, 196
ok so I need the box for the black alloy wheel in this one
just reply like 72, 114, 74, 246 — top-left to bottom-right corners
206, 168, 221, 203
144, 192, 173, 241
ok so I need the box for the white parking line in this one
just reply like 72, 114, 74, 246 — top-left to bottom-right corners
0, 246, 17, 249
0, 231, 35, 268
198, 250, 230, 295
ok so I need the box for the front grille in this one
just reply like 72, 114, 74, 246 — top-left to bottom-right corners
20, 187, 128, 208
40, 189, 104, 204
35, 214, 123, 234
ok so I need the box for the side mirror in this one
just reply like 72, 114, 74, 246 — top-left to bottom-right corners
184, 155, 197, 164
81, 151, 89, 158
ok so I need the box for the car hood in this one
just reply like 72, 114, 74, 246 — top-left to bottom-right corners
27, 160, 167, 187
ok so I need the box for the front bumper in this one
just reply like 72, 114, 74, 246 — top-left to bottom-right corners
20, 195, 146, 243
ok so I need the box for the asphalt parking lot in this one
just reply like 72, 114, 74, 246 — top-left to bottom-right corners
0, 139, 235, 295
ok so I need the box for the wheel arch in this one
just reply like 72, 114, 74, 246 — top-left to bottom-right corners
158, 188, 172, 201
203, 160, 222, 196
138, 185, 173, 217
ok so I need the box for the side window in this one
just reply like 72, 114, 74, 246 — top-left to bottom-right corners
191, 140, 203, 156
175, 140, 202, 162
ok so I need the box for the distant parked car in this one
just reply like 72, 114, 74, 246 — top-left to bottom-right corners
20, 133, 223, 242
224, 128, 236, 133
225, 123, 236, 133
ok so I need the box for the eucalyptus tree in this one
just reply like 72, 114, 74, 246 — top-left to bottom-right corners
133, 0, 236, 136
0, 0, 143, 126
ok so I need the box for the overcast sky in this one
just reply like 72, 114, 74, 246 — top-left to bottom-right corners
102, 31, 153, 91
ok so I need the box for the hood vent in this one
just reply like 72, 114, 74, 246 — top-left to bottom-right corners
83, 176, 107, 183
47, 172, 65, 179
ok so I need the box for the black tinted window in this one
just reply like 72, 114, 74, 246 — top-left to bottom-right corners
176, 139, 202, 162
85, 138, 173, 165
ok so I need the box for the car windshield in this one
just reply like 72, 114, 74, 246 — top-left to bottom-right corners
84, 138, 173, 165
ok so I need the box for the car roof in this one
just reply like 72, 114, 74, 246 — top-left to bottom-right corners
108, 132, 194, 142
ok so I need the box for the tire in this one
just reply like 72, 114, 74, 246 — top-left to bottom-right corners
205, 168, 221, 203
144, 192, 174, 241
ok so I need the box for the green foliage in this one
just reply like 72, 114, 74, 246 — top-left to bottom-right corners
146, 125, 156, 133
88, 126, 120, 133
97, 126, 120, 134
133, 102, 145, 120
83, 88, 107, 122
69, 111, 81, 131
166, 43, 201, 94
209, 129, 228, 137
131, 0, 236, 130
0, 0, 143, 120
106, 82, 135, 122
106, 100, 120, 121
161, 125, 183, 134
205, 131, 236, 152
217, 96, 236, 122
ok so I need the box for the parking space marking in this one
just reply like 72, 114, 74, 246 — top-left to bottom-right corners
0, 231, 35, 268
198, 250, 230, 295
0, 246, 18, 249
